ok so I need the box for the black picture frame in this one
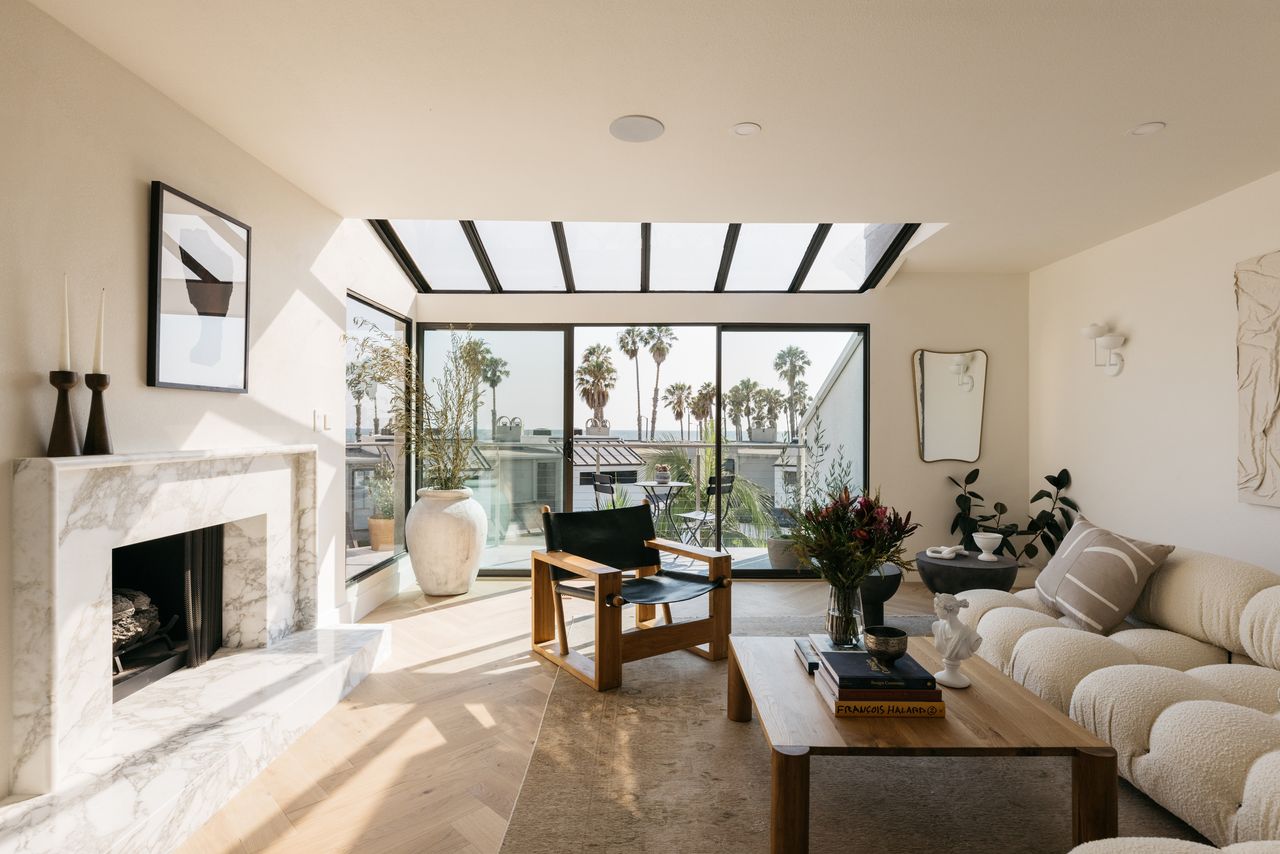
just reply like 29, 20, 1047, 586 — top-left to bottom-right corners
147, 181, 252, 393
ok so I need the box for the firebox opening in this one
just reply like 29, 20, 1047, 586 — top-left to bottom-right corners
111, 524, 223, 702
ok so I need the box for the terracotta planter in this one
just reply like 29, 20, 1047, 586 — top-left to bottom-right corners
405, 487, 488, 596
367, 517, 395, 552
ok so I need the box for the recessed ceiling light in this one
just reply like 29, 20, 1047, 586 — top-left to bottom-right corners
732, 122, 762, 136
1127, 121, 1167, 136
609, 115, 665, 143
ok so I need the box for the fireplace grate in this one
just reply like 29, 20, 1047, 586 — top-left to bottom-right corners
112, 524, 223, 702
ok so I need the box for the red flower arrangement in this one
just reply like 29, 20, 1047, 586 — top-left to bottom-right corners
787, 487, 921, 590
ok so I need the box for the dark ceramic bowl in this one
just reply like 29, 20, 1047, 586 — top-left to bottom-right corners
863, 626, 909, 665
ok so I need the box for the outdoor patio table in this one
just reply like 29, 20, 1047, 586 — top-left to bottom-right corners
634, 480, 689, 539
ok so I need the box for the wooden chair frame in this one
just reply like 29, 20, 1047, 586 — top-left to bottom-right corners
530, 520, 732, 692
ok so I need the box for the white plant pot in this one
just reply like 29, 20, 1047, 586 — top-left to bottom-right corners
405, 487, 487, 596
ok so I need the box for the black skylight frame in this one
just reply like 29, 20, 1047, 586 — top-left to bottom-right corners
370, 220, 920, 295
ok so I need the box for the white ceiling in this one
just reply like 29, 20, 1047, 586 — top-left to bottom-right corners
29, 0, 1280, 272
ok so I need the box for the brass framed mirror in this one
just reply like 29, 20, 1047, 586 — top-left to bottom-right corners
912, 349, 987, 462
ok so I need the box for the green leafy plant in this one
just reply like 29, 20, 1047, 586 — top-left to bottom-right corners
787, 488, 920, 589
948, 468, 1079, 560
350, 322, 482, 491
366, 461, 397, 519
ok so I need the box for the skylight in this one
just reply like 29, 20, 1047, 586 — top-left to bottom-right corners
722, 223, 816, 291
473, 221, 564, 292
649, 223, 728, 291
373, 219, 919, 294
804, 223, 904, 291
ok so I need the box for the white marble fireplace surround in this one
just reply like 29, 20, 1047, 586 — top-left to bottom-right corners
2, 445, 390, 853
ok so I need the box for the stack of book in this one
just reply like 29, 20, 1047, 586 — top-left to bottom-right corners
795, 635, 945, 718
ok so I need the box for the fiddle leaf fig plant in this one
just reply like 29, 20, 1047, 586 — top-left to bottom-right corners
948, 468, 1077, 561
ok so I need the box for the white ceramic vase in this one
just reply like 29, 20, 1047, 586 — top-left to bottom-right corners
405, 487, 487, 596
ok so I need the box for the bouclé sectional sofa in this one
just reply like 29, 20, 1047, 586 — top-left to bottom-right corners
957, 548, 1280, 847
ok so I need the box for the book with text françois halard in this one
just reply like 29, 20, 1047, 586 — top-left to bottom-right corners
814, 672, 946, 718
818, 649, 937, 691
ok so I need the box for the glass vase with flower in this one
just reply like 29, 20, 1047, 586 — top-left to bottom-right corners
787, 487, 920, 648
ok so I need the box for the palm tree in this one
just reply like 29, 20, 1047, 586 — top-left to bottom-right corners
752, 387, 787, 434
365, 378, 380, 435
788, 380, 811, 431
576, 343, 617, 427
642, 326, 677, 440
691, 381, 716, 439
724, 384, 747, 442
732, 378, 761, 436
346, 361, 369, 442
774, 346, 811, 441
480, 356, 510, 435
661, 382, 693, 441
617, 326, 645, 440
458, 339, 492, 438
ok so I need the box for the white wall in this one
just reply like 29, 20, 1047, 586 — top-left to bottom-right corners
1029, 169, 1280, 571
418, 273, 1030, 563
0, 0, 412, 795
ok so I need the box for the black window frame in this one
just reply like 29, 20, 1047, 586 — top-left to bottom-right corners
344, 291, 415, 586
374, 220, 919, 295
416, 321, 870, 580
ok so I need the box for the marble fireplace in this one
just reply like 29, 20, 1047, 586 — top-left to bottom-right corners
3, 445, 388, 853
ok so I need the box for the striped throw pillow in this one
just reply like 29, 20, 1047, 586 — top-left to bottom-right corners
1035, 517, 1174, 633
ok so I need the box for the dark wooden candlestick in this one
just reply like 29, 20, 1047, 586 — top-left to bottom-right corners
47, 370, 81, 457
83, 372, 113, 455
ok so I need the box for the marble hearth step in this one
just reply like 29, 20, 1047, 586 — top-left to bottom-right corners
0, 626, 390, 854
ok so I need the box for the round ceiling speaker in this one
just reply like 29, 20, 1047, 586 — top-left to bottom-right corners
609, 115, 665, 143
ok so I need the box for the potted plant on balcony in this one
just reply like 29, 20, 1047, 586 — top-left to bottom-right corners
366, 461, 397, 552
351, 323, 488, 596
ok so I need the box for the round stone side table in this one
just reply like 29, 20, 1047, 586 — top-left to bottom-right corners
915, 550, 1018, 595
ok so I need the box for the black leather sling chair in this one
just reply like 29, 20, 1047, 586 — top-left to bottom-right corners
530, 502, 732, 691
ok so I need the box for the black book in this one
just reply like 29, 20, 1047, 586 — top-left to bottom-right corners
818, 650, 937, 690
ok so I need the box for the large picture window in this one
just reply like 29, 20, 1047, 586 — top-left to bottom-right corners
419, 322, 868, 578
345, 295, 410, 581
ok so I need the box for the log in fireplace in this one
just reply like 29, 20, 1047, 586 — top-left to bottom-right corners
110, 524, 224, 702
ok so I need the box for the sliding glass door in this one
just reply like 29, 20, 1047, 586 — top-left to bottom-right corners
420, 327, 569, 572
418, 323, 867, 578
719, 326, 868, 573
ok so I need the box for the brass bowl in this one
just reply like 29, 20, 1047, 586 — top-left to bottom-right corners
863, 626, 909, 665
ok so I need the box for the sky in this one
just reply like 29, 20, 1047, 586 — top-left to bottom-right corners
347, 307, 858, 439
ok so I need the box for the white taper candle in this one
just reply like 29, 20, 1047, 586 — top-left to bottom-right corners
60, 274, 72, 372
93, 289, 105, 373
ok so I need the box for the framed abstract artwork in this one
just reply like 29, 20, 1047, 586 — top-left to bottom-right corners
147, 181, 251, 392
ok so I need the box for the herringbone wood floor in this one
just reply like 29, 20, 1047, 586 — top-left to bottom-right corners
179, 579, 942, 854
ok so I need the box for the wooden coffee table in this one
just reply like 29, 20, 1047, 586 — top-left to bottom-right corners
727, 636, 1117, 853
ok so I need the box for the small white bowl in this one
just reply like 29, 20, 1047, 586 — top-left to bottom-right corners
971, 532, 1004, 562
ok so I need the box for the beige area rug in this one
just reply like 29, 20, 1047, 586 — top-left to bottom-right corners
500, 617, 1204, 854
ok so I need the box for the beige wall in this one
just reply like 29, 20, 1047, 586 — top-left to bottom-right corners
1029, 169, 1280, 571
417, 272, 1030, 561
0, 0, 411, 795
